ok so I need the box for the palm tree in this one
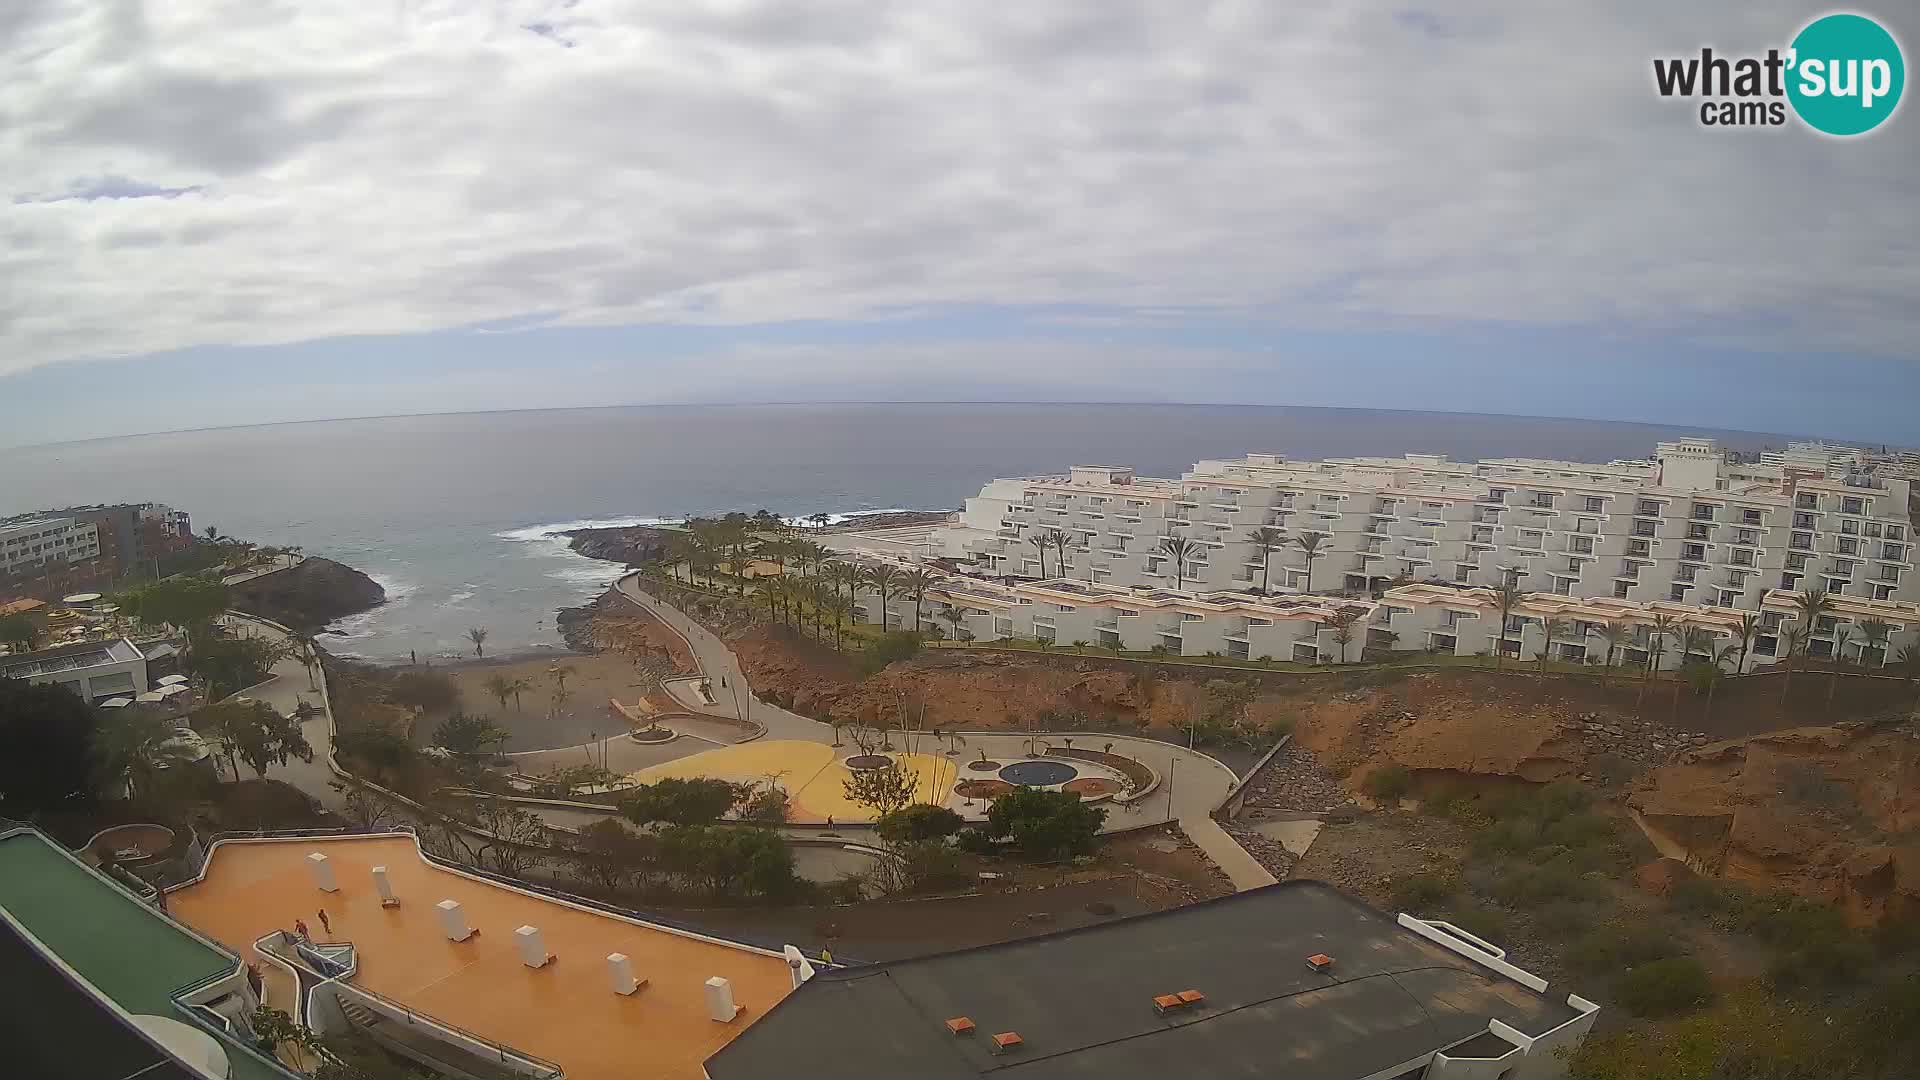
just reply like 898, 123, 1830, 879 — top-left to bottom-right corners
1589, 620, 1633, 684
939, 605, 968, 645
1026, 534, 1050, 578
1293, 531, 1328, 593
1703, 641, 1740, 723
755, 578, 781, 623
901, 568, 936, 635
483, 674, 514, 712
466, 627, 489, 658
1676, 625, 1716, 720
1245, 526, 1286, 593
1895, 644, 1920, 707
1779, 625, 1812, 708
1731, 611, 1761, 676
1156, 535, 1200, 591
1640, 613, 1679, 714
1826, 624, 1857, 716
825, 562, 860, 614
550, 664, 575, 696
808, 512, 831, 530
1539, 617, 1572, 668
1857, 618, 1893, 668
506, 677, 532, 711
1043, 528, 1073, 578
829, 595, 855, 650
1492, 581, 1525, 671
866, 565, 900, 631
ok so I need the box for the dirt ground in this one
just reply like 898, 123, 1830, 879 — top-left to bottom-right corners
436, 651, 667, 751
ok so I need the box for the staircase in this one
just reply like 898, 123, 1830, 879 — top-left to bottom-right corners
338, 999, 384, 1030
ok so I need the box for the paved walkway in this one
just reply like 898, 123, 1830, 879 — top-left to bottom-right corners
612, 575, 1275, 887
219, 614, 347, 811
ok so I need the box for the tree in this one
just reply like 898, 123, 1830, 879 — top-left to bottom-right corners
1155, 535, 1199, 591
1641, 613, 1678, 714
1293, 531, 1327, 592
1590, 620, 1633, 684
0, 613, 40, 651
1896, 644, 1920, 707
621, 777, 744, 826
865, 565, 900, 630
1827, 623, 1857, 716
94, 707, 194, 803
482, 674, 514, 712
118, 576, 227, 630
843, 761, 919, 819
201, 699, 313, 781
1779, 624, 1812, 708
901, 568, 936, 634
876, 804, 964, 844
939, 604, 969, 645
1043, 528, 1073, 578
0, 678, 101, 814
505, 676, 532, 711
430, 713, 509, 760
189, 632, 287, 698
1326, 608, 1361, 664
1539, 617, 1572, 667
1674, 626, 1716, 721
566, 818, 657, 895
658, 824, 796, 898
1026, 533, 1050, 578
1245, 526, 1285, 593
1492, 581, 1525, 671
1857, 617, 1893, 667
249, 1007, 323, 1071
291, 633, 320, 691
981, 788, 1106, 860
1731, 611, 1761, 675
809, 512, 831, 530
465, 626, 489, 658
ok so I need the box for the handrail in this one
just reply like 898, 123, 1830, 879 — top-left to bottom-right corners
329, 977, 564, 1077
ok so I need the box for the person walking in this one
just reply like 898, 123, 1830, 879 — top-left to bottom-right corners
293, 918, 310, 942
316, 908, 331, 936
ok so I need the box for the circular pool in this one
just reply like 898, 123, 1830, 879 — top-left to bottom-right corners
999, 760, 1078, 787
843, 754, 893, 771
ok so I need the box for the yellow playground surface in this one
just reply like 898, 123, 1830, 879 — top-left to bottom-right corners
624, 740, 957, 822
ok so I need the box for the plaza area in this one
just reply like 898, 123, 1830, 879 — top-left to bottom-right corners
624, 740, 957, 822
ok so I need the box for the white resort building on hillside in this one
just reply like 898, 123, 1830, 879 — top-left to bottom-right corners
837, 438, 1919, 670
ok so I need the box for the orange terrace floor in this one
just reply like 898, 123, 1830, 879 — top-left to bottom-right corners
167, 835, 794, 1080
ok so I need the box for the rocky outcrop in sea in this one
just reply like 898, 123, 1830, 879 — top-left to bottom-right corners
566, 525, 678, 566
228, 557, 386, 630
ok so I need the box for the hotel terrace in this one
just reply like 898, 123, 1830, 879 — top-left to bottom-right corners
2, 825, 1599, 1080
831, 437, 1920, 668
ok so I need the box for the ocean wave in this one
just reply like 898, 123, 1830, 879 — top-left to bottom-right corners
446, 590, 476, 605
547, 562, 628, 586
495, 515, 682, 543
781, 508, 952, 527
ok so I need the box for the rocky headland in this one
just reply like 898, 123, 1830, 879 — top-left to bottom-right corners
228, 557, 386, 630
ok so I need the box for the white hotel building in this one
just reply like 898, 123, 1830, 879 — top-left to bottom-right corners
848, 439, 1920, 671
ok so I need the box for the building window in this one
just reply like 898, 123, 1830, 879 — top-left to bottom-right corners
1782, 573, 1800, 589
1614, 581, 1630, 598
1790, 532, 1814, 550
1628, 539, 1651, 557
1741, 508, 1763, 525
1687, 523, 1710, 540
1637, 500, 1661, 515
1843, 496, 1865, 515
1797, 493, 1818, 509
1670, 584, 1688, 601
1682, 543, 1706, 561
1584, 496, 1604, 512
1842, 519, 1860, 535
1838, 538, 1858, 555
1692, 503, 1715, 521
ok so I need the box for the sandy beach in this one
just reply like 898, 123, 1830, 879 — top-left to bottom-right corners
433, 651, 663, 751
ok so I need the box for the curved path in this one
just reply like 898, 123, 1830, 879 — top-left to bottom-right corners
611, 575, 1274, 888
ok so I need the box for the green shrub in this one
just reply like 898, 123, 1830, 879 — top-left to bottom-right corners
1666, 876, 1728, 916
1443, 904, 1508, 946
1568, 923, 1682, 976
857, 631, 922, 674
1768, 938, 1874, 993
1533, 901, 1597, 937
1364, 765, 1412, 801
1472, 817, 1545, 858
1390, 873, 1455, 912
1615, 957, 1714, 1018
1491, 860, 1593, 908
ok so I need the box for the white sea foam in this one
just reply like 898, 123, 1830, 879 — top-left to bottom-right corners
781, 508, 952, 527
494, 515, 682, 543
547, 562, 627, 586
446, 590, 476, 605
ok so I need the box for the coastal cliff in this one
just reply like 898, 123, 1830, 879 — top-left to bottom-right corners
228, 557, 386, 630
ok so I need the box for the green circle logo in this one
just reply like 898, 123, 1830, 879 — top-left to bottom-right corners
1787, 13, 1905, 135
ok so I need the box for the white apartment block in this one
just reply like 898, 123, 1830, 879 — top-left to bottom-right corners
0, 516, 102, 578
934, 438, 1917, 612
828, 438, 1920, 672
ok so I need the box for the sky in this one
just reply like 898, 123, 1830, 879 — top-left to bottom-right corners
2, 2, 1916, 448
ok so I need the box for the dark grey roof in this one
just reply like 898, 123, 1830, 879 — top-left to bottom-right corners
0, 917, 201, 1080
706, 881, 1579, 1080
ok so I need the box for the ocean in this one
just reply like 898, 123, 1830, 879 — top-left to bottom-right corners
1, 403, 1792, 662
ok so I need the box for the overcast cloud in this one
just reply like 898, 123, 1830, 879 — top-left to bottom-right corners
1, 2, 1915, 435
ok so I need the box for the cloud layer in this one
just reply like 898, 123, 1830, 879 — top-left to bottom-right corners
2, 1, 1916, 378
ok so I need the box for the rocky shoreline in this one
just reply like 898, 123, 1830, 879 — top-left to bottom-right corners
564, 510, 952, 567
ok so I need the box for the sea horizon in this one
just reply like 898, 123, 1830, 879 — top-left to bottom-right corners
0, 402, 1852, 663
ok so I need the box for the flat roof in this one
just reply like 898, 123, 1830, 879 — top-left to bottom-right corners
0, 829, 288, 1080
706, 881, 1580, 1080
0, 916, 203, 1080
167, 834, 796, 1080
0, 636, 144, 678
